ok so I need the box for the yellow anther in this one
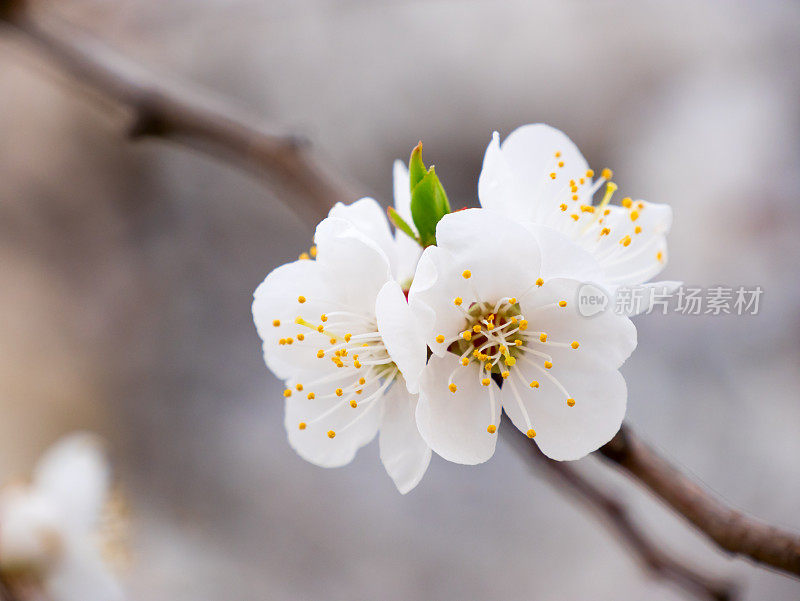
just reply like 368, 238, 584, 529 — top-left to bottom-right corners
519, 319, 529, 330
356, 389, 363, 395
359, 377, 366, 385
329, 337, 337, 344
514, 339, 523, 346
630, 210, 639, 221
297, 333, 305, 341
273, 319, 281, 327
539, 333, 548, 343
499, 345, 507, 354
461, 357, 469, 366
526, 428, 537, 438
286, 337, 294, 345
299, 253, 310, 260
316, 350, 325, 358
550, 172, 557, 179
472, 324, 482, 333
298, 422, 307, 430
536, 278, 544, 287
544, 361, 553, 369
571, 194, 579, 201
600, 227, 611, 236
327, 430, 336, 439
309, 245, 317, 258
571, 185, 578, 193
354, 361, 362, 369
462, 330, 472, 341
501, 371, 510, 379
436, 334, 445, 343
349, 400, 358, 408
601, 168, 613, 179
571, 214, 579, 221
567, 398, 576, 407
504, 356, 516, 366
657, 251, 664, 262
571, 341, 580, 349
483, 362, 491, 371
295, 383, 304, 391
580, 205, 594, 213
307, 393, 315, 400
462, 270, 472, 279
622, 197, 632, 208
529, 381, 539, 388
558, 161, 565, 168
509, 297, 517, 304
635, 226, 642, 234
487, 425, 497, 434
317, 325, 324, 333
555, 151, 562, 158
558, 300, 567, 307
320, 314, 328, 322
335, 388, 343, 396
283, 389, 292, 397
472, 349, 481, 357
560, 203, 567, 211
511, 317, 519, 324
481, 378, 491, 386
454, 296, 463, 306
449, 383, 457, 393
298, 295, 306, 304
279, 338, 286, 345
604, 209, 610, 215
620, 235, 632, 247
344, 333, 352, 342
586, 169, 595, 178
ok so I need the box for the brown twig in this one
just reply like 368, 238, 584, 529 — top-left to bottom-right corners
506, 426, 737, 601
599, 424, 800, 576
0, 0, 355, 225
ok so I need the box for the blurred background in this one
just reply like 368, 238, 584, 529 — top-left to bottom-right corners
1, 0, 799, 599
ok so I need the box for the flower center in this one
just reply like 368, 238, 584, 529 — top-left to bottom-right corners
272, 299, 399, 439
433, 273, 581, 436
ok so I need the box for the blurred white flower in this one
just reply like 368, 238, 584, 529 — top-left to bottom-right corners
409, 209, 636, 463
0, 433, 123, 601
252, 213, 430, 494
478, 124, 678, 312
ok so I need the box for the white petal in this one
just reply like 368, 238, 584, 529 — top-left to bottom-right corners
416, 354, 501, 465
375, 280, 426, 394
502, 357, 626, 461
0, 487, 64, 569
252, 259, 341, 380
328, 197, 397, 271
392, 160, 413, 223
479, 124, 590, 222
33, 433, 109, 533
585, 201, 672, 285
46, 539, 123, 601
379, 385, 431, 494
519, 278, 637, 369
477, 131, 520, 215
407, 246, 466, 355
526, 223, 603, 283
434, 208, 542, 303
285, 370, 384, 468
314, 216, 393, 315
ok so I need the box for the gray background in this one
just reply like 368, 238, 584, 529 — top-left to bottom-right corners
1, 0, 799, 599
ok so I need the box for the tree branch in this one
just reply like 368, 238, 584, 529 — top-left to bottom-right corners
598, 424, 800, 576
0, 0, 356, 225
506, 426, 737, 601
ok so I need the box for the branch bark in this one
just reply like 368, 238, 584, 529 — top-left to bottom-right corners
0, 0, 356, 225
599, 424, 800, 576
507, 427, 737, 601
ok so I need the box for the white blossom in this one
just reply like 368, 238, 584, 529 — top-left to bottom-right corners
478, 124, 678, 312
252, 212, 430, 494
0, 433, 123, 601
409, 209, 637, 463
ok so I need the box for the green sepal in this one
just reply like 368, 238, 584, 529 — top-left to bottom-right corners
387, 207, 420, 245
408, 143, 451, 247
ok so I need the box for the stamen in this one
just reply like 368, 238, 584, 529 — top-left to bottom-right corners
298, 296, 306, 303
